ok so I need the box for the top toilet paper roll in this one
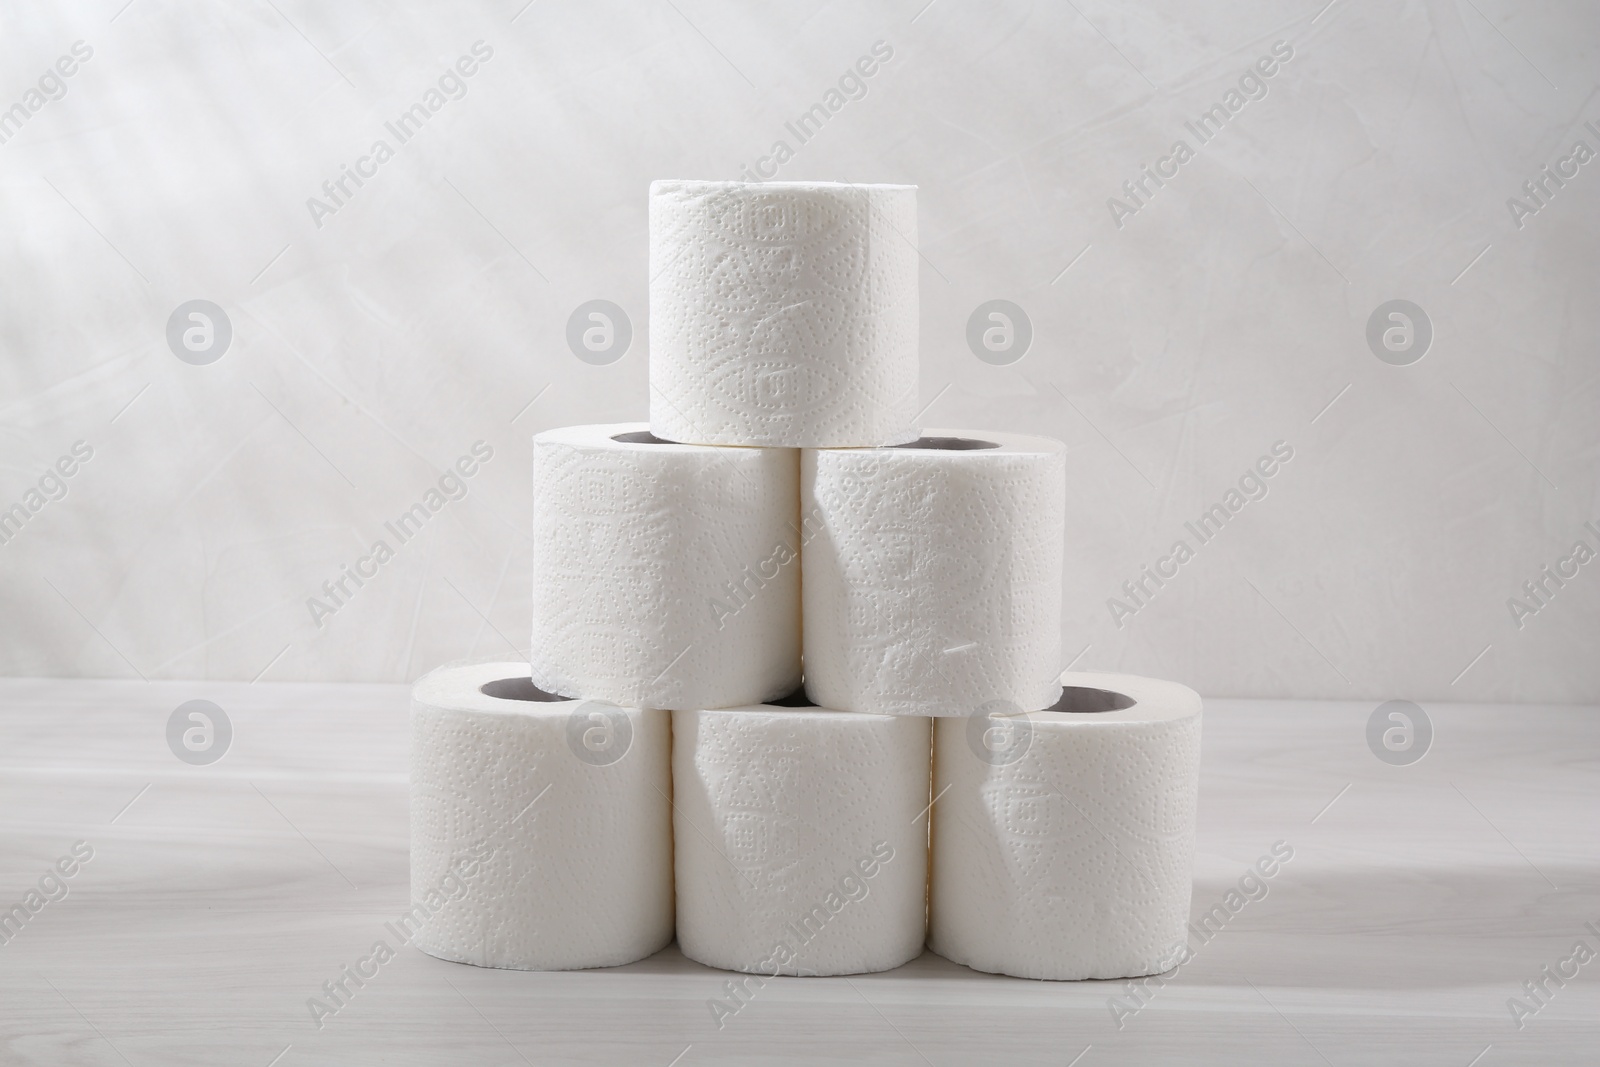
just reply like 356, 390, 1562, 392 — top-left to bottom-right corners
928, 671, 1201, 981
531, 423, 801, 710
649, 180, 920, 448
802, 430, 1066, 716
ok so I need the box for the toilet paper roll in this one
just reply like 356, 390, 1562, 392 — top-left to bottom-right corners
531, 423, 801, 710
802, 430, 1066, 716
649, 180, 920, 448
409, 660, 674, 970
672, 693, 930, 976
928, 671, 1202, 981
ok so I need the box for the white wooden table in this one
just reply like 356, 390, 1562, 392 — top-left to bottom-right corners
1, 677, 1595, 1066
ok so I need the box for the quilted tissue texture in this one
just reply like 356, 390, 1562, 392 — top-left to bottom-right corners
409, 661, 674, 970
648, 180, 920, 448
530, 423, 801, 711
928, 671, 1202, 980
672, 701, 931, 976
802, 429, 1066, 716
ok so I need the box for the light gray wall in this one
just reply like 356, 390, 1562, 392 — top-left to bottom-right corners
2, 0, 1596, 700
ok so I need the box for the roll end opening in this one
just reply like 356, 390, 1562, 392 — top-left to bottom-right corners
890, 436, 1001, 451
1044, 686, 1137, 714
611, 431, 678, 445
480, 676, 569, 702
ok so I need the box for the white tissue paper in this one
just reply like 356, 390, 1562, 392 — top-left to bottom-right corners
802, 430, 1066, 716
530, 423, 801, 710
672, 695, 930, 976
409, 660, 674, 970
648, 180, 920, 448
928, 671, 1202, 981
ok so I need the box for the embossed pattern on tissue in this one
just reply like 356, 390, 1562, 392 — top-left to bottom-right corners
803, 443, 1066, 715
649, 182, 919, 446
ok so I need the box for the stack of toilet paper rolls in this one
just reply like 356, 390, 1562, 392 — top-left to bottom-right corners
409, 180, 1203, 982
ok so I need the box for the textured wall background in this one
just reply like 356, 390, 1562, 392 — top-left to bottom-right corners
1, 0, 1596, 701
